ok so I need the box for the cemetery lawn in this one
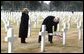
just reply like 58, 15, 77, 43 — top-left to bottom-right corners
1, 21, 83, 53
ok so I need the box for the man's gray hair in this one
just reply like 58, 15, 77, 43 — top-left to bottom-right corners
53, 17, 60, 22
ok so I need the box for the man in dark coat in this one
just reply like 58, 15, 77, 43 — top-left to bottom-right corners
19, 8, 29, 43
38, 16, 59, 43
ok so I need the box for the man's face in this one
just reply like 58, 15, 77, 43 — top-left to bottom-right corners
53, 17, 59, 23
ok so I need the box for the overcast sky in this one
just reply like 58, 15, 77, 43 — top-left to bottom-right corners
43, 1, 51, 5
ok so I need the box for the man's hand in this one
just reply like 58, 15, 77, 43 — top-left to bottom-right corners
53, 32, 63, 37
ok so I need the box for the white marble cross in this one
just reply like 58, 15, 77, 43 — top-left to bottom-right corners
4, 27, 14, 53
28, 19, 31, 37
62, 22, 68, 46
41, 25, 46, 52
77, 20, 82, 40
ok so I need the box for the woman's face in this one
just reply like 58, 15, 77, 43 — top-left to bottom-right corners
25, 11, 28, 14
22, 8, 29, 14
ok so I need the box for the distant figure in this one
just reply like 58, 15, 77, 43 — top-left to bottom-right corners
38, 16, 59, 43
19, 8, 29, 43
72, 11, 74, 14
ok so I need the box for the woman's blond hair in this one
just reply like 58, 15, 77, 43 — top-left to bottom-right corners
22, 8, 29, 14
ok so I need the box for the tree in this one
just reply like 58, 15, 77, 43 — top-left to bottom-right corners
1, 1, 83, 11
29, 1, 41, 11
49, 1, 83, 11
50, 1, 63, 11
69, 1, 83, 11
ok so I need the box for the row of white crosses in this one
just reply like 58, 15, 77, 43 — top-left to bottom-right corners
1, 11, 83, 53
61, 12, 82, 41
1, 11, 77, 29
74, 13, 83, 40
10, 12, 21, 26
2, 11, 82, 22
62, 12, 83, 42
33, 15, 38, 28
29, 12, 38, 28
57, 12, 70, 31
11, 12, 20, 25
1, 12, 10, 32
59, 14, 69, 46
1, 11, 21, 26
